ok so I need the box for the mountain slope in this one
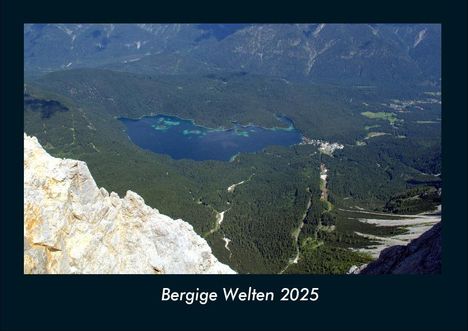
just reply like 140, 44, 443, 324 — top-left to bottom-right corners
360, 222, 441, 274
25, 24, 440, 87
24, 133, 235, 274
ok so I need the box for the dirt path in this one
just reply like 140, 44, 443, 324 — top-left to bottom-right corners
227, 173, 255, 193
223, 237, 232, 259
205, 208, 230, 237
320, 164, 328, 201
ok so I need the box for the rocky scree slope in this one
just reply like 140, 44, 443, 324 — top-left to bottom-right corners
24, 134, 235, 274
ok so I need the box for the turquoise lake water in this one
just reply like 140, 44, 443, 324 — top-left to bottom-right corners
119, 114, 302, 161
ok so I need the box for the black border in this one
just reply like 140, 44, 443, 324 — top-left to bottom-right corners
2, 0, 467, 330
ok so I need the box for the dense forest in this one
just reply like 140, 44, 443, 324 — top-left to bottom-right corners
23, 68, 441, 273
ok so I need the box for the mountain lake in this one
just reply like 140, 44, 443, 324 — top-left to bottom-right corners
119, 114, 302, 161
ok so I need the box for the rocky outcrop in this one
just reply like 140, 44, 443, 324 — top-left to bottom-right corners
360, 222, 441, 274
24, 134, 235, 274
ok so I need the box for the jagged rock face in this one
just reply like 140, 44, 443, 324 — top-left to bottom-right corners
360, 222, 441, 274
24, 134, 235, 274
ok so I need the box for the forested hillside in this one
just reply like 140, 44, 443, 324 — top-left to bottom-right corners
25, 24, 440, 87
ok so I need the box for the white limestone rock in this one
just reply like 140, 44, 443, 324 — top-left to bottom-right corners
24, 133, 235, 274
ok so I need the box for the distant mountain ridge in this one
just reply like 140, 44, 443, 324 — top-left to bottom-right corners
24, 24, 440, 87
